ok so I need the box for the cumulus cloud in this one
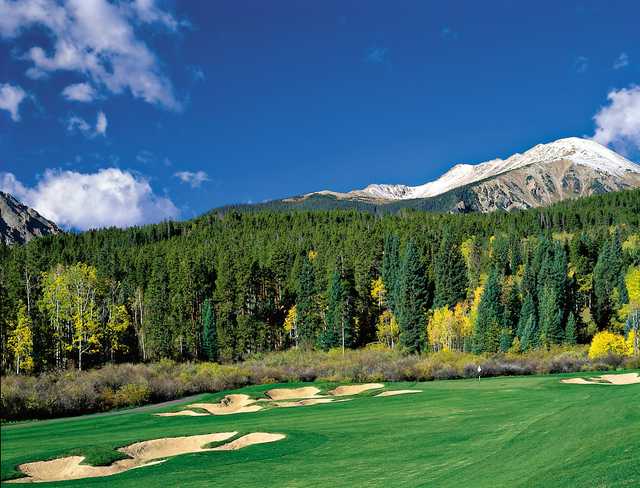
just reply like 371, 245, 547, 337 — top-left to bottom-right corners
0, 0, 182, 110
174, 170, 210, 188
613, 52, 629, 70
592, 85, 640, 152
0, 83, 27, 121
66, 110, 107, 137
0, 168, 179, 230
62, 82, 97, 102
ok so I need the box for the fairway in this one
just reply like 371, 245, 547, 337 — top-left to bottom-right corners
2, 372, 639, 487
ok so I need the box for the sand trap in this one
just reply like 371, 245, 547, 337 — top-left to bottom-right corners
188, 394, 262, 415
154, 410, 209, 417
271, 398, 335, 408
561, 372, 640, 386
10, 431, 285, 483
211, 433, 285, 450
264, 386, 322, 400
375, 390, 421, 397
328, 383, 384, 396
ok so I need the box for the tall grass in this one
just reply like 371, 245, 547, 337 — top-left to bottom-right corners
2, 346, 637, 421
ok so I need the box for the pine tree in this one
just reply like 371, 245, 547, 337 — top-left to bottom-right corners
539, 285, 564, 347
516, 294, 536, 341
499, 328, 513, 353
520, 314, 539, 351
397, 241, 429, 353
434, 232, 468, 308
201, 298, 217, 361
297, 255, 321, 348
321, 266, 355, 351
593, 232, 626, 329
382, 234, 401, 315
565, 311, 577, 345
473, 268, 503, 353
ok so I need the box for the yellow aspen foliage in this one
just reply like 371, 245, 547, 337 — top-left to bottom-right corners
283, 305, 297, 332
588, 331, 628, 359
625, 266, 640, 308
7, 304, 34, 374
428, 306, 456, 351
370, 277, 386, 307
106, 304, 130, 354
307, 250, 318, 261
376, 310, 399, 348
626, 330, 638, 357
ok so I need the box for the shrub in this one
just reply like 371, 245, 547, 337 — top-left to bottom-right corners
588, 331, 628, 359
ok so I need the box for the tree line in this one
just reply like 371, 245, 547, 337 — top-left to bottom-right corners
1, 189, 639, 373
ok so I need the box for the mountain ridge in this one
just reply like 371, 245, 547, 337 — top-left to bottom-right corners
0, 191, 62, 245
236, 137, 640, 214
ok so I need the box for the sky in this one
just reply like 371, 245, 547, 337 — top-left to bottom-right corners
1, 0, 639, 230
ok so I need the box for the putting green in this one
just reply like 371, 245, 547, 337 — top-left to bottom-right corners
2, 371, 639, 487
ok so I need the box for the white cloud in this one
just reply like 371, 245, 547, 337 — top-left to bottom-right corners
96, 110, 107, 135
0, 83, 27, 121
62, 82, 97, 102
613, 52, 629, 70
0, 168, 179, 230
174, 170, 210, 188
592, 85, 640, 152
66, 110, 107, 137
0, 0, 182, 110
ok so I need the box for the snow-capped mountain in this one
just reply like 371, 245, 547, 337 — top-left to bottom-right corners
314, 137, 640, 203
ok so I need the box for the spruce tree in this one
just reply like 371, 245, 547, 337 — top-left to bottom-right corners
397, 241, 429, 353
473, 268, 503, 353
565, 311, 577, 345
434, 232, 468, 308
520, 314, 539, 351
201, 298, 217, 361
321, 266, 355, 351
382, 234, 401, 315
516, 294, 536, 341
539, 285, 564, 347
297, 255, 321, 348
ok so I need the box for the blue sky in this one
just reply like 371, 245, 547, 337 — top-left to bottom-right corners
1, 0, 639, 229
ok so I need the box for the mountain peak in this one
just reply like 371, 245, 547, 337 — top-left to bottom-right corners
0, 191, 62, 245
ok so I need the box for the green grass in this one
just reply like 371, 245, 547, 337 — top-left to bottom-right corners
2, 371, 639, 487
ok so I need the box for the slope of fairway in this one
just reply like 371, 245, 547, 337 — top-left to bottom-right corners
2, 372, 639, 487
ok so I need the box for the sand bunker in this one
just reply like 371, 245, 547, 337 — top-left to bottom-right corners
561, 372, 640, 386
271, 398, 335, 408
188, 394, 262, 415
375, 390, 421, 397
328, 383, 384, 396
264, 386, 322, 400
10, 432, 285, 483
154, 409, 209, 417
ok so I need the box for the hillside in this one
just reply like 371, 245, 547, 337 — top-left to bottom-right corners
220, 138, 640, 214
0, 191, 61, 245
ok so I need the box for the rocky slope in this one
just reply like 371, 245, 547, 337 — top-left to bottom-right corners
273, 137, 640, 213
0, 191, 61, 245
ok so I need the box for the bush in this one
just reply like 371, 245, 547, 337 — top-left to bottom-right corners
0, 345, 631, 422
588, 331, 628, 359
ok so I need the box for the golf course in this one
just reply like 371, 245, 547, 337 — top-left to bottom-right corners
2, 371, 639, 487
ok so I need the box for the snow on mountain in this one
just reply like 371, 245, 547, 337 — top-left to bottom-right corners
318, 137, 639, 201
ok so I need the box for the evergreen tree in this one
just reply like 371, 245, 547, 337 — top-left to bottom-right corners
434, 232, 468, 308
499, 328, 513, 353
539, 285, 564, 347
473, 268, 503, 353
593, 232, 627, 329
520, 314, 539, 351
201, 298, 217, 361
565, 311, 577, 345
382, 234, 401, 315
397, 241, 429, 353
516, 294, 536, 341
321, 266, 355, 350
297, 255, 321, 348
